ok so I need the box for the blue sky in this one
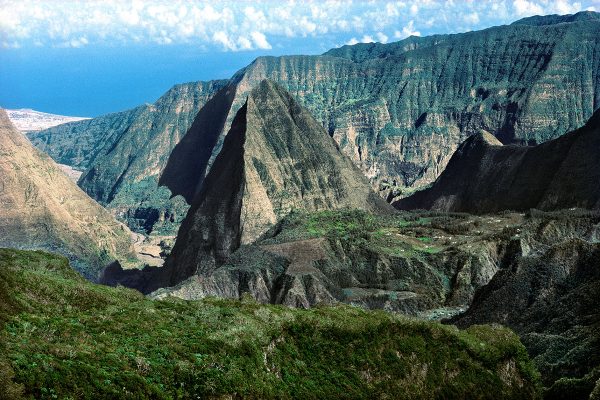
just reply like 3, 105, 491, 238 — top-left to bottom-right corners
1, 0, 598, 117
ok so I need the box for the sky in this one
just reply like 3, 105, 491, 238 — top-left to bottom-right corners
1, 0, 598, 117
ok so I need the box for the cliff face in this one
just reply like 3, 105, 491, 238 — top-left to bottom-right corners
231, 12, 600, 197
152, 207, 600, 395
394, 109, 600, 213
0, 109, 137, 280
451, 209, 600, 388
29, 13, 600, 235
102, 81, 391, 293
28, 80, 228, 234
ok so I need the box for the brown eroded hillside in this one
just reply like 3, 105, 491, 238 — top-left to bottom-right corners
0, 109, 137, 280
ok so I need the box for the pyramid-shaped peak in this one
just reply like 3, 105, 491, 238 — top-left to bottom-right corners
458, 130, 503, 153
124, 81, 391, 294
247, 80, 302, 111
251, 79, 286, 95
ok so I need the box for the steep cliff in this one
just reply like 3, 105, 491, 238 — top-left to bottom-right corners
152, 207, 600, 397
30, 13, 600, 234
102, 81, 391, 293
451, 209, 600, 394
0, 109, 137, 280
28, 80, 228, 234
394, 109, 600, 213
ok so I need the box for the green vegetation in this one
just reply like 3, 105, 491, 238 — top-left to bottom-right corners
263, 209, 484, 258
0, 248, 540, 399
544, 367, 600, 400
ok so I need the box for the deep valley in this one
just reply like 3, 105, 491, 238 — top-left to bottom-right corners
1, 8, 600, 400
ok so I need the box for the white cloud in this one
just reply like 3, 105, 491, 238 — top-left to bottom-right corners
385, 2, 400, 17
464, 12, 480, 24
512, 0, 544, 16
298, 17, 318, 36
512, 0, 587, 17
236, 36, 253, 50
0, 0, 596, 51
213, 31, 236, 51
250, 31, 271, 49
361, 35, 375, 43
394, 20, 421, 39
554, 0, 583, 14
376, 32, 389, 43
119, 8, 140, 26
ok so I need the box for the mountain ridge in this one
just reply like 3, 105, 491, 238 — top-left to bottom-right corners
394, 108, 600, 213
28, 13, 600, 236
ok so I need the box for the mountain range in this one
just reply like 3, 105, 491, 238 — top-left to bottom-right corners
3, 10, 600, 400
27, 11, 600, 237
101, 80, 391, 294
394, 108, 600, 213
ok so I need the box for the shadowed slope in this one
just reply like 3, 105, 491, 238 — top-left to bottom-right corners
103, 81, 391, 293
159, 83, 238, 204
394, 109, 600, 213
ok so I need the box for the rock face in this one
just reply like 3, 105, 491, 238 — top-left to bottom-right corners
151, 207, 600, 395
151, 209, 520, 315
394, 109, 600, 213
28, 80, 228, 234
451, 209, 600, 389
0, 109, 137, 280
30, 12, 600, 234
102, 81, 391, 293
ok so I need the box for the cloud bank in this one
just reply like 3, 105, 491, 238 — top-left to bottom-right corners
0, 0, 596, 50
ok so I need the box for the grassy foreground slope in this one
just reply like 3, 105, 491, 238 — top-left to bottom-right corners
0, 248, 540, 399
